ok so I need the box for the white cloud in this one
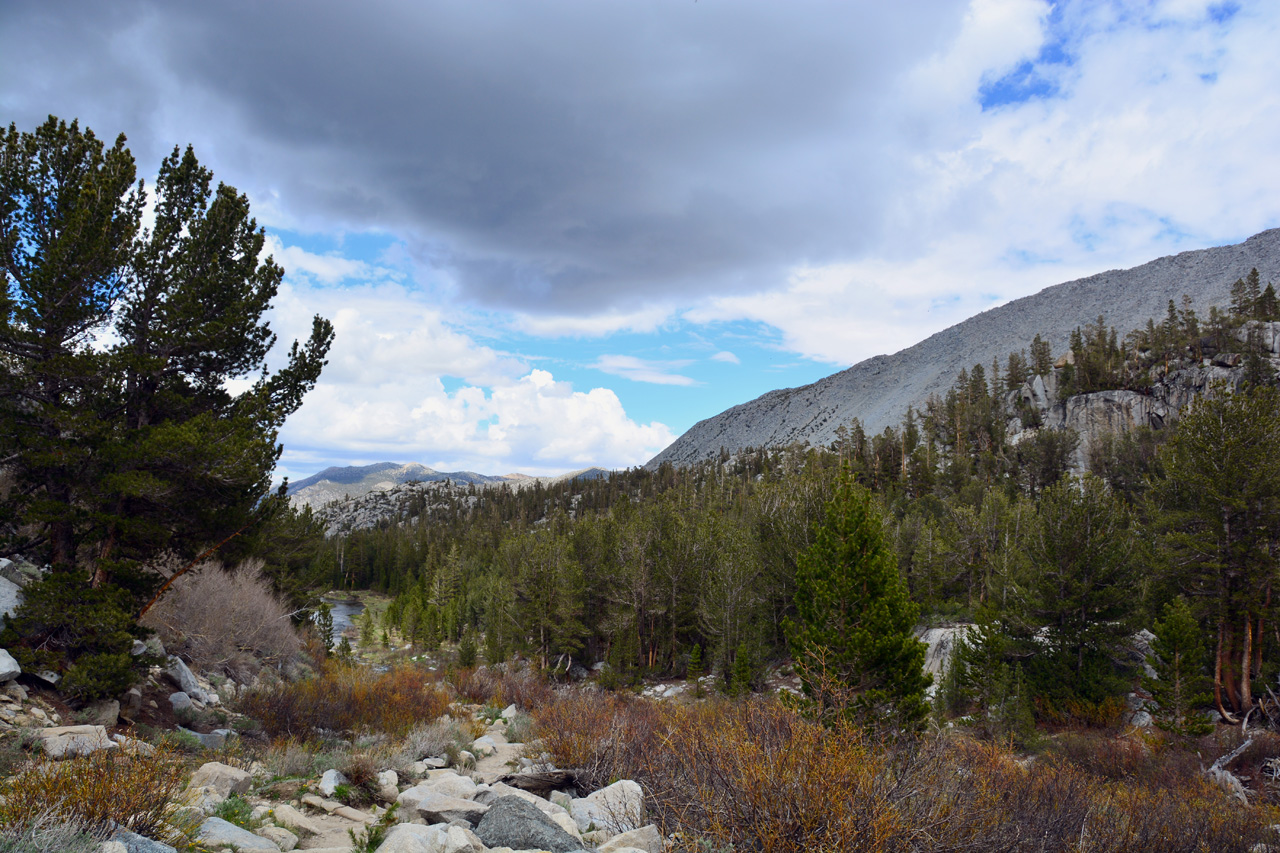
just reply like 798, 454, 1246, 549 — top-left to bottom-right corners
262, 234, 374, 285
711, 351, 740, 364
692, 1, 1280, 367
266, 254, 674, 478
513, 304, 675, 338
591, 355, 698, 386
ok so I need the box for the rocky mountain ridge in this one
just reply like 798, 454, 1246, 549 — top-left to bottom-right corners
289, 462, 609, 512
648, 229, 1280, 468
300, 467, 610, 535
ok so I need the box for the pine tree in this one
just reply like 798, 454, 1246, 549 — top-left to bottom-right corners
784, 474, 931, 732
1143, 597, 1212, 738
1, 117, 333, 613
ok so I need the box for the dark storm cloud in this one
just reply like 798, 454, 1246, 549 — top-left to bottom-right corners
1, 0, 968, 313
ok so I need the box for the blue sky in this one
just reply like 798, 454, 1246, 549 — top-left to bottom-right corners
3, 0, 1278, 478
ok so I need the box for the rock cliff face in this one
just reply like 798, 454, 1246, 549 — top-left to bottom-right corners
648, 229, 1280, 468
1007, 321, 1280, 470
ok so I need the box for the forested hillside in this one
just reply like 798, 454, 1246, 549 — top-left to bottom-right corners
316, 280, 1280, 728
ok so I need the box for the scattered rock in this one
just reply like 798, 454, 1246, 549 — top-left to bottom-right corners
598, 824, 664, 853
197, 816, 280, 851
165, 656, 210, 703
318, 768, 349, 797
190, 762, 253, 797
33, 725, 116, 758
426, 770, 480, 800
571, 779, 645, 834
377, 823, 440, 853
82, 698, 119, 727
396, 786, 490, 825
121, 687, 143, 720
106, 826, 179, 853
471, 735, 497, 757
178, 726, 227, 749
256, 825, 298, 851
474, 795, 584, 853
269, 804, 322, 838
0, 649, 20, 682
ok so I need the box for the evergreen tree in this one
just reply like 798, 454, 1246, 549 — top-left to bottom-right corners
784, 474, 930, 732
1151, 386, 1280, 720
1, 117, 333, 614
1030, 334, 1053, 378
1144, 597, 1212, 738
1023, 475, 1141, 710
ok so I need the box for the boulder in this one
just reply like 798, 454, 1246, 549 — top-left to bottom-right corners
169, 692, 193, 712
0, 649, 20, 682
396, 785, 490, 825
33, 725, 116, 758
190, 761, 252, 797
256, 825, 298, 851
121, 687, 143, 720
188, 785, 228, 814
106, 827, 179, 853
268, 804, 321, 838
425, 770, 479, 800
598, 824, 664, 853
100, 842, 130, 853
500, 703, 519, 721
196, 816, 279, 851
471, 735, 497, 757
112, 734, 157, 756
476, 782, 570, 818
318, 767, 348, 797
0, 576, 23, 631
377, 823, 439, 853
571, 779, 645, 833
165, 656, 210, 703
82, 698, 120, 727
178, 727, 227, 749
474, 795, 583, 853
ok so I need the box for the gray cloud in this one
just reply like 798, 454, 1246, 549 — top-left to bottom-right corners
1, 0, 968, 313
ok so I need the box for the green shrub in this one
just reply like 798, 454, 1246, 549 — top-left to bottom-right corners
212, 795, 258, 830
0, 571, 147, 700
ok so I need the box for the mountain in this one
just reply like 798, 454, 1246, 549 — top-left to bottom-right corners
288, 462, 611, 523
648, 228, 1280, 468
288, 462, 513, 509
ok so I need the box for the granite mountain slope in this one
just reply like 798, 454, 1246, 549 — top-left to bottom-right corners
648, 229, 1280, 468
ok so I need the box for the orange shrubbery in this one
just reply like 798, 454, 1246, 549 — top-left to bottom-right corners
239, 661, 450, 739
0, 745, 196, 846
532, 692, 1274, 853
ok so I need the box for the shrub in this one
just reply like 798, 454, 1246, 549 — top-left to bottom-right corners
238, 661, 450, 739
0, 746, 197, 847
532, 690, 1273, 852
0, 571, 145, 701
141, 559, 302, 680
388, 719, 473, 774
212, 795, 258, 830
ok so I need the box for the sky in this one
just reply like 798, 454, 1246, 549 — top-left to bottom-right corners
3, 0, 1279, 479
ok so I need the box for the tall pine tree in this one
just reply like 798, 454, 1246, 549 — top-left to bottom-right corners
784, 473, 930, 732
